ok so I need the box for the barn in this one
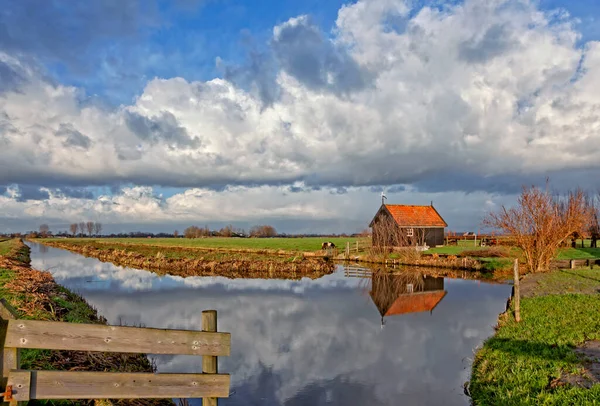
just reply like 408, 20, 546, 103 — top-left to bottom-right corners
369, 203, 448, 248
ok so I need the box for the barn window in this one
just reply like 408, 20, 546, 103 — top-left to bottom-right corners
407, 228, 414, 237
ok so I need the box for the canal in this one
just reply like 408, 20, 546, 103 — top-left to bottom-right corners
27, 242, 511, 406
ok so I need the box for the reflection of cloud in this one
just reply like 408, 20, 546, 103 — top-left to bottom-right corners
30, 242, 511, 405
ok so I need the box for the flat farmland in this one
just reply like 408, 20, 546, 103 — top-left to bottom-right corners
40, 237, 368, 252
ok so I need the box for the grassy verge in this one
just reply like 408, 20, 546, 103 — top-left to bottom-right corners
470, 269, 600, 405
0, 239, 172, 406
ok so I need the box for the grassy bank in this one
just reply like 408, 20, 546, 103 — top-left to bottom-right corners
0, 239, 172, 406
36, 239, 336, 279
470, 269, 600, 405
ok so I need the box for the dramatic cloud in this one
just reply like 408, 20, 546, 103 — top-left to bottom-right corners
1, 0, 599, 231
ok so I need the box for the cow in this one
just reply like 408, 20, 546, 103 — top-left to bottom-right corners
321, 241, 336, 250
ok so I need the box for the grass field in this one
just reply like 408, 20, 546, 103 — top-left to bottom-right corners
470, 269, 600, 405
0, 238, 14, 256
39, 236, 367, 252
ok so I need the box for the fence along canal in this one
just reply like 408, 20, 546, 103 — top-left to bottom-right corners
1, 299, 230, 405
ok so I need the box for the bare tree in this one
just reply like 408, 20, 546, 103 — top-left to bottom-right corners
174, 230, 179, 238
69, 223, 78, 236
484, 185, 590, 273
39, 224, 50, 237
249, 225, 277, 237
93, 222, 103, 236
86, 221, 94, 236
219, 225, 234, 237
78, 222, 86, 236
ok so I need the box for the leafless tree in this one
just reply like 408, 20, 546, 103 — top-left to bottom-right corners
69, 223, 78, 236
174, 230, 179, 238
78, 222, 86, 236
249, 225, 277, 237
93, 222, 102, 236
484, 185, 591, 273
219, 225, 234, 237
39, 224, 50, 237
86, 221, 94, 236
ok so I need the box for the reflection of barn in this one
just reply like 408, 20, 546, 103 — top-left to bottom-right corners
369, 273, 447, 325
369, 204, 447, 247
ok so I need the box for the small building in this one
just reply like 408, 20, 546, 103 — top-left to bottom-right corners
369, 203, 448, 247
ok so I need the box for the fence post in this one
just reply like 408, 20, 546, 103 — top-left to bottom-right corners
570, 259, 575, 269
202, 310, 218, 406
346, 242, 350, 259
513, 259, 521, 323
356, 241, 359, 253
1, 299, 21, 406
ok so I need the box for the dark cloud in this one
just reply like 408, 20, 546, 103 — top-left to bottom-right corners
15, 185, 50, 202
0, 1, 158, 71
55, 123, 92, 150
459, 24, 516, 63
1, 184, 96, 201
0, 60, 25, 94
124, 111, 200, 149
222, 47, 279, 107
272, 17, 372, 95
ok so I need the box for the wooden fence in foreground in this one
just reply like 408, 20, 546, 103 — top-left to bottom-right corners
0, 300, 230, 406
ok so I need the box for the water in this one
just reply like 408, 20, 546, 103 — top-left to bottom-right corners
27, 242, 511, 406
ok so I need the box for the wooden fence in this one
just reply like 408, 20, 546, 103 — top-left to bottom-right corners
0, 300, 230, 406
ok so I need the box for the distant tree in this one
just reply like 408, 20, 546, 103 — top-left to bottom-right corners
93, 222, 103, 236
86, 221, 94, 236
78, 222, 86, 236
69, 223, 78, 236
174, 230, 179, 238
249, 225, 277, 237
184, 226, 199, 239
39, 224, 50, 237
219, 225, 234, 237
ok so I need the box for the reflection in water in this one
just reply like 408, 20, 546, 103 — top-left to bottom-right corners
27, 242, 511, 406
369, 272, 446, 327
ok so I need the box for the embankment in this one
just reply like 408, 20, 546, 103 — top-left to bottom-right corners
469, 269, 600, 404
37, 239, 336, 279
0, 239, 172, 406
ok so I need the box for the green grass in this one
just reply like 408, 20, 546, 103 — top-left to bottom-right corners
479, 257, 514, 272
470, 289, 600, 404
556, 247, 600, 260
0, 238, 16, 256
525, 269, 600, 297
38, 236, 366, 252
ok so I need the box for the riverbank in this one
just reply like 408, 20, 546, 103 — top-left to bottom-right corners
36, 238, 336, 279
469, 268, 600, 404
36, 237, 517, 276
0, 239, 172, 406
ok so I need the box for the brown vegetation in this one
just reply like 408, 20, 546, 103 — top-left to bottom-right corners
40, 240, 335, 279
484, 185, 591, 273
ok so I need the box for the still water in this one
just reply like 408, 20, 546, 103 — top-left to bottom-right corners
27, 242, 511, 406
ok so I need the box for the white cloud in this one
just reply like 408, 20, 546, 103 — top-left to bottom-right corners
1, 0, 599, 230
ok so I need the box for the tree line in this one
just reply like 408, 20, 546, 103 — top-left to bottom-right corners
182, 224, 277, 239
37, 221, 103, 237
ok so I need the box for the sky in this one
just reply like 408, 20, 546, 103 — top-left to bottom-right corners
1, 0, 600, 234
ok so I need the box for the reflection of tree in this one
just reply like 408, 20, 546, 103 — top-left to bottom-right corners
368, 271, 446, 327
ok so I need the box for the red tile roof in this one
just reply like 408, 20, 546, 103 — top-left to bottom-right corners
385, 291, 447, 316
384, 204, 447, 227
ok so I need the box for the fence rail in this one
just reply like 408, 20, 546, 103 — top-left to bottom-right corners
1, 300, 230, 406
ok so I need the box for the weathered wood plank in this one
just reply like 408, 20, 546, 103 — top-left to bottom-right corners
202, 310, 218, 406
5, 371, 30, 402
5, 320, 230, 356
9, 370, 229, 399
